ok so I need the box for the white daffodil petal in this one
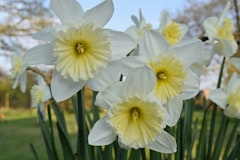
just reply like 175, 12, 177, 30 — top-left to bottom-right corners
51, 70, 87, 102
182, 69, 200, 100
170, 39, 203, 68
81, 0, 113, 27
159, 11, 172, 32
230, 57, 240, 70
116, 56, 147, 75
131, 15, 139, 27
95, 82, 123, 110
203, 17, 218, 41
50, 0, 83, 23
20, 73, 27, 93
218, 1, 231, 26
88, 117, 116, 146
224, 106, 240, 119
12, 76, 19, 90
179, 24, 188, 39
24, 43, 56, 65
209, 89, 228, 109
107, 29, 136, 61
147, 130, 177, 153
123, 66, 156, 98
164, 96, 183, 127
140, 30, 169, 57
227, 73, 240, 93
32, 27, 57, 42
125, 26, 139, 42
87, 60, 124, 91
213, 39, 235, 56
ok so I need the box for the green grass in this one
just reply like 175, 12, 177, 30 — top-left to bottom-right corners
0, 108, 78, 160
0, 107, 239, 160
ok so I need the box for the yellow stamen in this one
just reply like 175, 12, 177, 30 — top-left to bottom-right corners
157, 72, 167, 80
75, 43, 85, 54
149, 55, 186, 103
131, 107, 140, 121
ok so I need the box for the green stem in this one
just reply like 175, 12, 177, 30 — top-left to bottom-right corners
77, 89, 87, 159
207, 57, 226, 158
212, 114, 229, 160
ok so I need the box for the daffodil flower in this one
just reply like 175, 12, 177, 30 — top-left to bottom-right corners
10, 52, 28, 93
30, 77, 51, 108
159, 11, 188, 46
203, 1, 237, 57
88, 66, 177, 153
209, 73, 240, 119
125, 9, 152, 43
116, 30, 202, 125
30, 77, 51, 120
23, 0, 135, 102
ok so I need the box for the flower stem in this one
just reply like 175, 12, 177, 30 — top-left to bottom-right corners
77, 89, 87, 159
207, 57, 226, 159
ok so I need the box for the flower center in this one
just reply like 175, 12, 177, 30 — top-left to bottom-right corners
162, 22, 181, 46
52, 23, 111, 82
131, 107, 140, 120
108, 97, 165, 149
218, 18, 234, 41
149, 55, 186, 103
75, 43, 85, 54
157, 71, 167, 80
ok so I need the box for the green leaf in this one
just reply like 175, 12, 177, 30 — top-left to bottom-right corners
38, 110, 58, 160
222, 119, 239, 159
212, 115, 229, 160
196, 109, 208, 160
226, 134, 240, 160
30, 143, 40, 160
56, 122, 75, 160
129, 149, 141, 160
149, 150, 161, 160
103, 144, 114, 160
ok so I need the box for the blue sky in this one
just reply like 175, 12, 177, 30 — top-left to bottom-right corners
78, 0, 189, 31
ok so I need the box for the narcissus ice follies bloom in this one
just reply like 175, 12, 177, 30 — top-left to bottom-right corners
30, 77, 51, 108
203, 1, 237, 56
125, 9, 152, 43
88, 67, 177, 153
23, 0, 135, 102
159, 11, 188, 46
209, 73, 240, 119
121, 30, 202, 104
10, 52, 28, 93
116, 30, 202, 126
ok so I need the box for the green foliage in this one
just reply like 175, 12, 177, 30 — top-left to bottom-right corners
0, 73, 36, 108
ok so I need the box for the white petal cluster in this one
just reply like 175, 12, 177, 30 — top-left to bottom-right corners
88, 67, 177, 153
24, 0, 135, 102
209, 73, 240, 119
10, 52, 28, 93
